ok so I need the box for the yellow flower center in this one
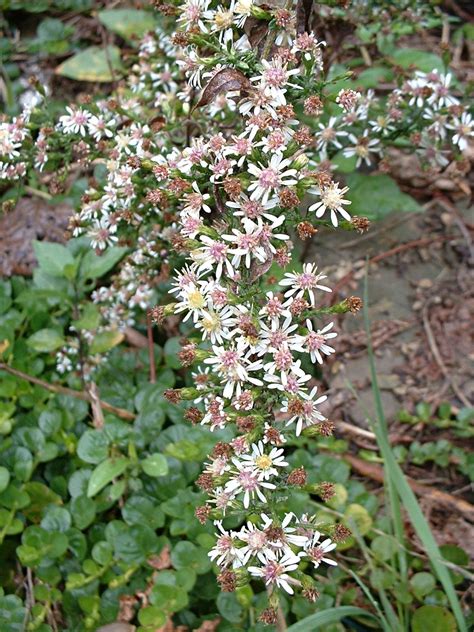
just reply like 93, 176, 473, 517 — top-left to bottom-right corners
215, 10, 233, 29
255, 455, 273, 470
188, 290, 205, 309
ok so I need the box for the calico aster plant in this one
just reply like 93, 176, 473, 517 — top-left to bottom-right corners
0, 0, 472, 624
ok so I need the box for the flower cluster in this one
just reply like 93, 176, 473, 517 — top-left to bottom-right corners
0, 0, 472, 611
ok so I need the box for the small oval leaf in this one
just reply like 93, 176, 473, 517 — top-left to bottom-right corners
87, 457, 129, 498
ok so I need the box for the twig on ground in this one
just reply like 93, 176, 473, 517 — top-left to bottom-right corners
343, 453, 474, 522
87, 381, 105, 429
0, 363, 135, 421
421, 304, 472, 408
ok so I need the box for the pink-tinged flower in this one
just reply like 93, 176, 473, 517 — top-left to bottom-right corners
281, 386, 327, 437
182, 181, 212, 214
248, 551, 302, 594
223, 219, 267, 268
191, 236, 235, 280
294, 320, 337, 364
204, 343, 263, 399
236, 520, 274, 565
280, 263, 331, 306
59, 106, 91, 136
305, 533, 337, 569
264, 359, 311, 395
225, 468, 276, 508
208, 521, 242, 568
247, 154, 298, 204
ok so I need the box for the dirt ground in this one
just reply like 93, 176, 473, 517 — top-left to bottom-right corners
313, 200, 473, 426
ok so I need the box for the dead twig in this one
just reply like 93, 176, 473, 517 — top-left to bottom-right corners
0, 363, 135, 421
87, 381, 105, 429
421, 304, 472, 408
343, 453, 474, 523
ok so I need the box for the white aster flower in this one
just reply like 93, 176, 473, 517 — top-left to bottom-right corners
248, 551, 302, 594
281, 386, 327, 436
308, 182, 351, 227
293, 320, 337, 364
247, 154, 298, 204
204, 343, 263, 399
225, 468, 276, 508
236, 441, 288, 481
447, 112, 473, 152
280, 263, 331, 306
305, 532, 337, 569
208, 521, 242, 568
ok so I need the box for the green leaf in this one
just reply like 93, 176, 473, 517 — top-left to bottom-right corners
81, 246, 128, 280
33, 241, 74, 277
149, 585, 188, 615
138, 605, 167, 627
71, 304, 101, 331
391, 48, 444, 72
410, 572, 436, 600
27, 328, 64, 352
98, 9, 157, 42
77, 430, 110, 464
371, 535, 399, 561
217, 592, 243, 623
70, 495, 96, 530
346, 173, 421, 221
287, 606, 379, 631
356, 66, 393, 88
122, 495, 165, 528
164, 337, 182, 369
141, 453, 169, 477
41, 506, 71, 533
87, 457, 130, 497
412, 606, 456, 632
38, 409, 62, 436
55, 46, 123, 82
91, 540, 113, 566
344, 503, 372, 536
89, 330, 124, 354
171, 541, 211, 575
0, 467, 10, 493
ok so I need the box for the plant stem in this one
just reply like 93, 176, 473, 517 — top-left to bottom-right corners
0, 363, 135, 421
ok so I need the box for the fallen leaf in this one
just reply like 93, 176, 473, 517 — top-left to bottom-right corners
244, 16, 268, 49
195, 68, 253, 109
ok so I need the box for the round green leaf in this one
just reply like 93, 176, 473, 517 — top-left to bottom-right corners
371, 534, 398, 561
0, 466, 10, 493
98, 9, 157, 42
77, 430, 109, 465
410, 572, 436, 600
70, 495, 96, 530
411, 606, 456, 632
138, 605, 167, 627
141, 454, 169, 477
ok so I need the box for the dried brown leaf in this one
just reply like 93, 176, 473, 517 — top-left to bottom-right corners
195, 68, 253, 109
248, 245, 273, 283
244, 16, 268, 50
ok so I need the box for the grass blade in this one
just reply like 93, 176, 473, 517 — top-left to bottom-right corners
363, 270, 467, 632
286, 606, 379, 631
